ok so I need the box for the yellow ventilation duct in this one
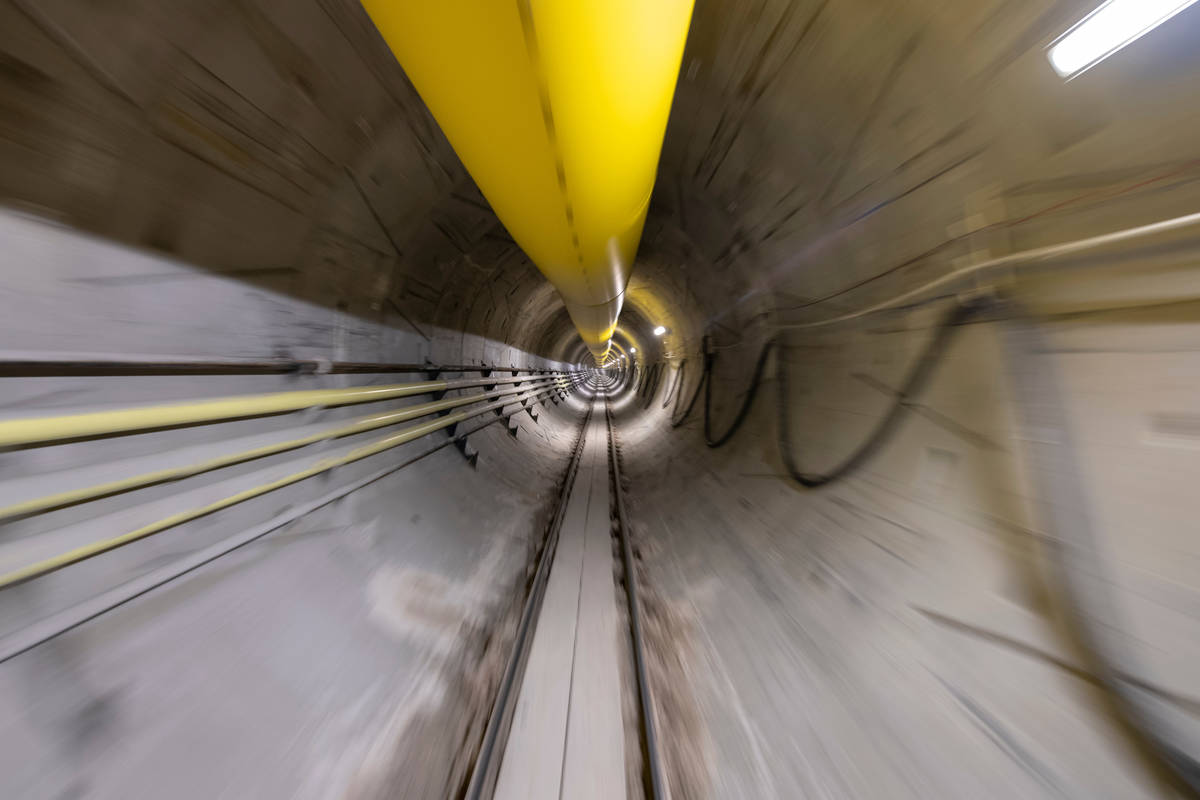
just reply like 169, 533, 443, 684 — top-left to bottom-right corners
360, 0, 694, 362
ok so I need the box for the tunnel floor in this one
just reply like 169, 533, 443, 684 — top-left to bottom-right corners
493, 393, 629, 800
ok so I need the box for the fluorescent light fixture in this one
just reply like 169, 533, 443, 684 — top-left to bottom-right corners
1048, 0, 1199, 77
653, 325, 667, 336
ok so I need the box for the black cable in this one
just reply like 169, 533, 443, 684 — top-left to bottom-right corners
777, 297, 987, 485
683, 293, 1200, 795
641, 362, 667, 410
1000, 302, 1200, 796
670, 344, 708, 429
703, 337, 777, 448
605, 398, 668, 800
660, 359, 686, 409
639, 363, 657, 407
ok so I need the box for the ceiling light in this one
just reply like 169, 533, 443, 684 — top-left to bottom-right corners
1048, 0, 1199, 77
653, 325, 667, 336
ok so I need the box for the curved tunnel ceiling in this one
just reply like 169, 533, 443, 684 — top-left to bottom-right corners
354, 0, 1200, 373
2, 0, 1197, 374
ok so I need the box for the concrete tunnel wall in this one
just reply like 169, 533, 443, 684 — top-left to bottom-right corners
0, 208, 590, 798
2, 0, 1200, 797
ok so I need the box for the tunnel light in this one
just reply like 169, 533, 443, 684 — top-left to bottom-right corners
653, 325, 667, 336
1048, 0, 1199, 77
630, 347, 637, 354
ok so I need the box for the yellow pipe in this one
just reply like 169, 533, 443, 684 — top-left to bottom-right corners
0, 384, 562, 590
0, 378, 565, 521
360, 0, 694, 361
0, 374, 559, 448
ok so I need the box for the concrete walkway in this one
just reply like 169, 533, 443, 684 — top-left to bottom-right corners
494, 399, 626, 800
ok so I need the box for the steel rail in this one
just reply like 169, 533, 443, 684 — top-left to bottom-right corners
605, 394, 667, 800
463, 402, 594, 800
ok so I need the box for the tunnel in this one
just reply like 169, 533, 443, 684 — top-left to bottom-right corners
3, 0, 1200, 797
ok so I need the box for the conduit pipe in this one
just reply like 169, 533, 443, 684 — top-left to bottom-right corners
360, 0, 694, 361
0, 383, 566, 590
0, 395, 566, 665
0, 377, 566, 521
0, 373, 562, 448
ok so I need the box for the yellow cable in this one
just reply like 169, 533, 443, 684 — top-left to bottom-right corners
0, 374, 551, 448
0, 385, 562, 590
0, 378, 566, 521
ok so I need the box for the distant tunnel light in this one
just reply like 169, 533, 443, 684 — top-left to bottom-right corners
1048, 0, 1200, 77
630, 347, 637, 353
653, 325, 667, 336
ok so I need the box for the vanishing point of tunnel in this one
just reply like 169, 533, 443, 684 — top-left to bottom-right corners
2, 0, 1200, 797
